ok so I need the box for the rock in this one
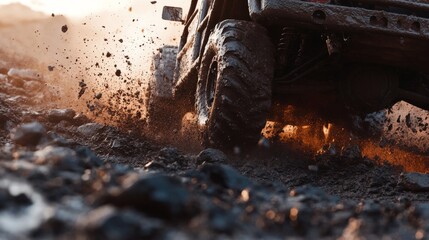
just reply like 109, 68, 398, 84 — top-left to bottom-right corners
10, 122, 46, 147
340, 145, 362, 159
72, 113, 90, 126
197, 148, 228, 165
77, 123, 104, 137
100, 174, 194, 219
7, 68, 42, 81
75, 146, 103, 168
78, 206, 161, 240
200, 164, 252, 191
0, 178, 49, 235
47, 109, 76, 123
399, 172, 429, 192
34, 146, 85, 173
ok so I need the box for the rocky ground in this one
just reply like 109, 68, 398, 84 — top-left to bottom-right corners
0, 61, 429, 240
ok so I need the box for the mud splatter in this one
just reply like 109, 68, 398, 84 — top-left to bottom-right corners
61, 25, 68, 33
78, 80, 87, 99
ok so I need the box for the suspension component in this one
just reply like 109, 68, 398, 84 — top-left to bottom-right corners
276, 27, 300, 72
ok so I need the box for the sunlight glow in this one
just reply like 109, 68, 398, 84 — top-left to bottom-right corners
0, 0, 131, 17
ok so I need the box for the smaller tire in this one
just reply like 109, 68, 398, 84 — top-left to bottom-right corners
146, 46, 181, 132
196, 20, 275, 149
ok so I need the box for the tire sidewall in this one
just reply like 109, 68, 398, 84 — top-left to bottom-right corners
196, 40, 219, 144
196, 20, 274, 148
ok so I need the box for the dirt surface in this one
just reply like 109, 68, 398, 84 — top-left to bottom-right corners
0, 59, 429, 240
0, 3, 429, 240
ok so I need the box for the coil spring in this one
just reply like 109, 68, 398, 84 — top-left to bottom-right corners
277, 27, 300, 69
277, 27, 296, 52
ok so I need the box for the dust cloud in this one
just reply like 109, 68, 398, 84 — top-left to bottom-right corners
262, 102, 429, 173
0, 0, 189, 127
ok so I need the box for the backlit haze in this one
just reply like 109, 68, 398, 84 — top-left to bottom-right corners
0, 0, 190, 122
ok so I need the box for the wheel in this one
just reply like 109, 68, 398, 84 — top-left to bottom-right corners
146, 46, 181, 132
196, 20, 275, 149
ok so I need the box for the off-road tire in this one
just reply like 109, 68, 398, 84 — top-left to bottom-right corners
196, 20, 275, 148
146, 46, 181, 132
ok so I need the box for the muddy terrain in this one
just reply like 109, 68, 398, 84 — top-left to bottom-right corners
1, 58, 429, 240
0, 2, 429, 240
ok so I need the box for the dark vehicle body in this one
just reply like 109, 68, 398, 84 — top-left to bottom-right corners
156, 0, 429, 148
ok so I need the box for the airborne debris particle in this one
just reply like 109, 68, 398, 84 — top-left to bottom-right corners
87, 104, 95, 112
115, 70, 122, 77
78, 80, 88, 99
119, 39, 123, 43
61, 25, 68, 33
48, 66, 54, 71
51, 13, 55, 17
106, 52, 112, 58
128, 7, 132, 12
151, 1, 157, 4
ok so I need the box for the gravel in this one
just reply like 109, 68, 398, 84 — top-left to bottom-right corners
399, 172, 429, 192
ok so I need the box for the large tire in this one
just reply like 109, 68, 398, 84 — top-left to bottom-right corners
196, 20, 275, 149
146, 46, 181, 132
